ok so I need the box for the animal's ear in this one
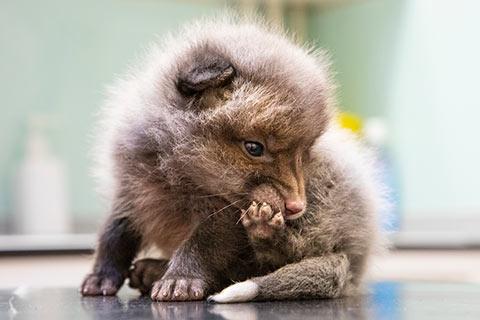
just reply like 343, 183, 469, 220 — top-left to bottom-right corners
176, 54, 235, 96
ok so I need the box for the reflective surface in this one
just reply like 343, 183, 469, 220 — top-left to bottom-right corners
1, 282, 479, 320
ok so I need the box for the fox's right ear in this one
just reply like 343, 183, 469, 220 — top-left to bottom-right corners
176, 53, 235, 96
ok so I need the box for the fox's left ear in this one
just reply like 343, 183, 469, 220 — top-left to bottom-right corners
176, 52, 235, 96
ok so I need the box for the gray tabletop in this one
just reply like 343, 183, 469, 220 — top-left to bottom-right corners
1, 282, 479, 319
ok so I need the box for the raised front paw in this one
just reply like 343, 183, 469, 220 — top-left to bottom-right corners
128, 258, 169, 295
81, 272, 123, 296
241, 201, 285, 239
151, 278, 207, 301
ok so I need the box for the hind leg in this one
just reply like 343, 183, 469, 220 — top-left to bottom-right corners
81, 215, 141, 296
128, 258, 169, 295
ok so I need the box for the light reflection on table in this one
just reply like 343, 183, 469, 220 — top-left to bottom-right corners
1, 282, 479, 320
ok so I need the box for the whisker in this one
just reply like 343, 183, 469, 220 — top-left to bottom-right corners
196, 192, 249, 199
236, 209, 248, 225
203, 199, 243, 222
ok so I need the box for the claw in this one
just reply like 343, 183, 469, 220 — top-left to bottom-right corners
270, 211, 284, 228
258, 203, 273, 219
241, 214, 252, 227
151, 287, 159, 300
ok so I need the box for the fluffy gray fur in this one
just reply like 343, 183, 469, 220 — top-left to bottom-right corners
81, 16, 386, 303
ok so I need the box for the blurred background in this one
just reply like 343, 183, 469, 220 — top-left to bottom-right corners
1, 0, 480, 287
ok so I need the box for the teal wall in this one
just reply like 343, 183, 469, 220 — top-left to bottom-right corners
309, 0, 405, 117
310, 0, 480, 220
0, 0, 222, 230
2, 0, 479, 233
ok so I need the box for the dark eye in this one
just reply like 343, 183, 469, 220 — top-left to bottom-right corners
244, 141, 264, 157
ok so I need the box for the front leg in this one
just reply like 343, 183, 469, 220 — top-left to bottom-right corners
241, 201, 285, 240
151, 209, 255, 301
240, 201, 299, 269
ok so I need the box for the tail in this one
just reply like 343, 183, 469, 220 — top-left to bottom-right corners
208, 254, 353, 303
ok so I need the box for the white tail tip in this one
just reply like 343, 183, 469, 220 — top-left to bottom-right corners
208, 280, 259, 303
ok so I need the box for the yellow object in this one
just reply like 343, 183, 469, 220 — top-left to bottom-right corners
337, 112, 363, 134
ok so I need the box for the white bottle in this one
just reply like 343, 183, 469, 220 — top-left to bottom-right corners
14, 117, 71, 234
